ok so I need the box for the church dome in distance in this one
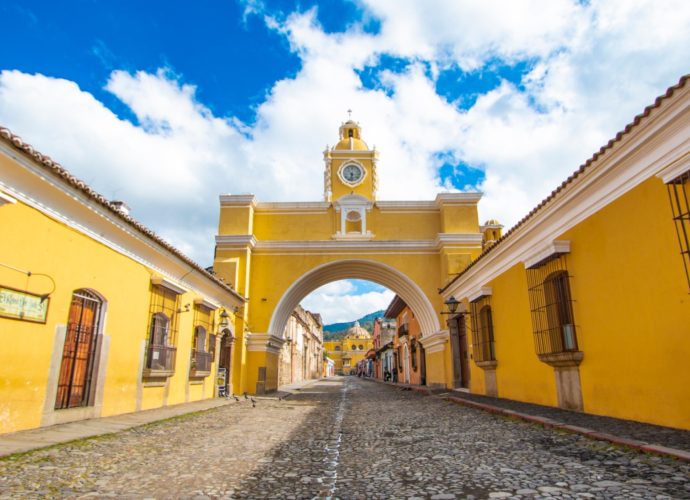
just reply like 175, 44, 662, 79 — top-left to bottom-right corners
345, 321, 371, 339
334, 120, 369, 151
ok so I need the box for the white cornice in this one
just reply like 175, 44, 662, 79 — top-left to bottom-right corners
523, 240, 571, 270
0, 189, 16, 206
468, 286, 492, 303
435, 233, 484, 246
255, 201, 330, 212
443, 85, 690, 301
214, 234, 482, 253
194, 298, 219, 310
219, 194, 258, 207
214, 235, 257, 249
657, 150, 690, 183
246, 333, 285, 354
435, 192, 483, 206
418, 330, 449, 354
151, 276, 188, 295
376, 200, 438, 211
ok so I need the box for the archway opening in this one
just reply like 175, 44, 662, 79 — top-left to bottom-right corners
269, 259, 441, 387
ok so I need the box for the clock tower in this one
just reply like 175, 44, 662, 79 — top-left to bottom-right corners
323, 120, 379, 202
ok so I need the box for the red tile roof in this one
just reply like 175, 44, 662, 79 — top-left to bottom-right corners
441, 73, 690, 294
0, 127, 245, 303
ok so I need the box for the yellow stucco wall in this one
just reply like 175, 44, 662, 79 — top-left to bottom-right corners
559, 177, 690, 428
0, 196, 237, 433
481, 265, 559, 407
461, 176, 689, 429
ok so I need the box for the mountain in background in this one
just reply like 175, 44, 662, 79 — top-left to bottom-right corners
323, 310, 385, 340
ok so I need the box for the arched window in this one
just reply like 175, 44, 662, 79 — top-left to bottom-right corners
334, 345, 341, 351
351, 344, 357, 350
358, 344, 364, 350
55, 289, 104, 410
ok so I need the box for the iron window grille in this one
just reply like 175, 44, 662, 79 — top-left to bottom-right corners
190, 305, 214, 375
411, 339, 418, 372
526, 254, 578, 355
470, 295, 496, 362
144, 285, 179, 374
667, 170, 690, 290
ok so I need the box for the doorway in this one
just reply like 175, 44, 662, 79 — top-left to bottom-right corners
448, 315, 470, 389
55, 290, 103, 409
219, 330, 234, 395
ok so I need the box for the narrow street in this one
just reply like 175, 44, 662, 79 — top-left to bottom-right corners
0, 377, 688, 499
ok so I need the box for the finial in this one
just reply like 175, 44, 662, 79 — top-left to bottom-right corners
347, 108, 352, 120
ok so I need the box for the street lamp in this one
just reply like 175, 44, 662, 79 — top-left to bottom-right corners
219, 309, 230, 330
442, 296, 460, 315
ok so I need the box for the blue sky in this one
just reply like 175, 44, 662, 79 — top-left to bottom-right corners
1, 0, 689, 322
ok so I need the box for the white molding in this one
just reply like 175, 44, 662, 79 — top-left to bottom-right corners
194, 298, 219, 310
657, 150, 690, 183
0, 189, 16, 206
376, 200, 438, 211
215, 234, 481, 253
468, 286, 492, 302
332, 231, 375, 240
523, 240, 571, 269
419, 329, 449, 354
0, 145, 242, 308
214, 235, 257, 249
442, 86, 690, 301
255, 201, 330, 212
435, 192, 483, 206
219, 194, 257, 207
246, 332, 285, 354
151, 276, 187, 295
435, 233, 484, 246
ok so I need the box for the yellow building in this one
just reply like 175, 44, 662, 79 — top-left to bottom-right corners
323, 322, 374, 375
213, 120, 484, 394
0, 128, 244, 434
441, 75, 690, 430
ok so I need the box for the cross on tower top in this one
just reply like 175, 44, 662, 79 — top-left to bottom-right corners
347, 108, 352, 120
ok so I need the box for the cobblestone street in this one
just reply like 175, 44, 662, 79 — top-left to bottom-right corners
0, 377, 688, 499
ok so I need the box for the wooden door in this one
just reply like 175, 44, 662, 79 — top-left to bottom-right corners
55, 290, 101, 409
448, 315, 470, 389
457, 316, 470, 389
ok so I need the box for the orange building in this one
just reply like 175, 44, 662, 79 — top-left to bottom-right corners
385, 295, 426, 386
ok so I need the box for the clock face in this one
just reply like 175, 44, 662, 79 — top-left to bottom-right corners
341, 163, 364, 184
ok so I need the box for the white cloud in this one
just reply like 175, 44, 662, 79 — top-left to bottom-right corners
1, 0, 689, 271
300, 280, 394, 324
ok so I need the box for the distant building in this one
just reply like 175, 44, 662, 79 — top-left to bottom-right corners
372, 317, 395, 381
278, 305, 324, 386
323, 322, 374, 375
386, 295, 425, 386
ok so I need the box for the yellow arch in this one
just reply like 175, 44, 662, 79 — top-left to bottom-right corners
268, 259, 441, 339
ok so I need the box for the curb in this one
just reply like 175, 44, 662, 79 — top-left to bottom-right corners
443, 395, 690, 463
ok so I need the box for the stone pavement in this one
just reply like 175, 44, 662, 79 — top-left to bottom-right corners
444, 390, 690, 457
0, 377, 688, 499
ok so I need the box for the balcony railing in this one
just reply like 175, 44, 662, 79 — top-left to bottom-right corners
398, 323, 409, 337
144, 344, 177, 376
190, 349, 212, 376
